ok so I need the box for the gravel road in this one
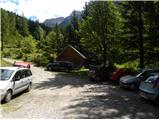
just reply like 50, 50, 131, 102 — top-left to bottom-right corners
0, 58, 159, 119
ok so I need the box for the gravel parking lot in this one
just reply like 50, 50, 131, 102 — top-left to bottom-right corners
0, 58, 159, 119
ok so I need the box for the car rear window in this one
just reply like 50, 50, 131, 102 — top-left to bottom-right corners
21, 69, 32, 78
26, 70, 32, 76
53, 62, 60, 65
145, 76, 159, 83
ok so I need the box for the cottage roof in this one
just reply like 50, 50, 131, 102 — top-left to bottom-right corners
59, 45, 86, 59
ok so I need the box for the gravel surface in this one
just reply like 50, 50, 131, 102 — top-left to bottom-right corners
0, 58, 159, 119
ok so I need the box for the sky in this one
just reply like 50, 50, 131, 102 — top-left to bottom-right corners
0, 0, 89, 23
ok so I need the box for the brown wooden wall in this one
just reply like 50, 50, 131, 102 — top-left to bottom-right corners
57, 47, 85, 66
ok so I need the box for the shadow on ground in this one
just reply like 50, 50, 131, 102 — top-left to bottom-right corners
63, 85, 159, 119
34, 72, 159, 119
34, 71, 93, 90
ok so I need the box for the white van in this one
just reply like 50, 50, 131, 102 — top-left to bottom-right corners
0, 67, 32, 103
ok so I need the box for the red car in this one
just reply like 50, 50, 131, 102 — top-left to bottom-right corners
13, 61, 31, 68
111, 68, 132, 82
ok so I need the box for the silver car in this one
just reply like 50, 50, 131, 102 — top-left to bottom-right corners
119, 69, 159, 89
139, 75, 159, 104
0, 67, 32, 103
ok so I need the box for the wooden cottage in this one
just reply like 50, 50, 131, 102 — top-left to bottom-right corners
57, 45, 86, 66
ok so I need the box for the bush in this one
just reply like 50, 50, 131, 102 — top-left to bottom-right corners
15, 50, 23, 59
1, 50, 11, 57
22, 54, 35, 62
21, 35, 37, 54
2, 48, 23, 59
145, 62, 159, 69
1, 60, 12, 67
34, 54, 49, 66
115, 60, 140, 72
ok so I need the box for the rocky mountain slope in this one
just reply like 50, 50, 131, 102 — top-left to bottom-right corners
43, 10, 82, 28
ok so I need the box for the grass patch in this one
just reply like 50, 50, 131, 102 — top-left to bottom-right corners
56, 68, 89, 79
0, 100, 22, 114
70, 68, 89, 77
0, 59, 12, 67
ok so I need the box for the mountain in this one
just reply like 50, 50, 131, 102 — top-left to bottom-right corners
43, 10, 82, 28
43, 17, 64, 28
59, 10, 82, 27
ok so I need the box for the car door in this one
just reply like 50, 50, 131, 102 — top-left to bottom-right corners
12, 70, 23, 94
59, 62, 66, 71
21, 69, 32, 88
52, 62, 60, 70
20, 69, 32, 90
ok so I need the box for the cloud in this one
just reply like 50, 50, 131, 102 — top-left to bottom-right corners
0, 0, 89, 22
0, 0, 18, 12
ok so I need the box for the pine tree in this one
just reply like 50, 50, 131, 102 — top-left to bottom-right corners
1, 9, 9, 50
16, 15, 29, 37
119, 1, 159, 68
79, 1, 121, 66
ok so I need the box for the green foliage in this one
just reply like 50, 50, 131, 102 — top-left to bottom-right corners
33, 54, 49, 66
41, 24, 64, 57
1, 60, 12, 67
15, 50, 23, 59
16, 15, 29, 37
22, 54, 34, 62
1, 49, 11, 58
21, 35, 37, 54
79, 1, 121, 66
28, 21, 45, 40
63, 13, 81, 50
115, 60, 140, 71
119, 1, 159, 68
2, 48, 22, 59
1, 1, 159, 69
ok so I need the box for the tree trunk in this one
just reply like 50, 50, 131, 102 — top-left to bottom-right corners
1, 41, 3, 51
138, 2, 144, 69
103, 46, 107, 66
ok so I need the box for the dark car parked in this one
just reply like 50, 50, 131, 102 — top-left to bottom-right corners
88, 65, 115, 82
46, 61, 73, 72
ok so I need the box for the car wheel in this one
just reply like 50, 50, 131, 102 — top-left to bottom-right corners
119, 82, 123, 88
3, 90, 12, 103
26, 83, 32, 92
96, 76, 101, 82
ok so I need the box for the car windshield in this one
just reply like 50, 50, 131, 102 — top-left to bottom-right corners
0, 69, 14, 81
136, 70, 158, 77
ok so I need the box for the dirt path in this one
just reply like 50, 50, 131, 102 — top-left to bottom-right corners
0, 58, 159, 119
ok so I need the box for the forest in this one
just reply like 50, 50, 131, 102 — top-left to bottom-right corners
1, 1, 159, 70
